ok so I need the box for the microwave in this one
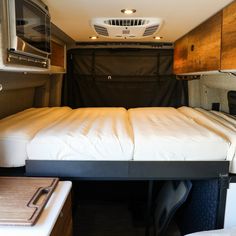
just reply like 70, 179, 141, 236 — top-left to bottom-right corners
0, 0, 51, 70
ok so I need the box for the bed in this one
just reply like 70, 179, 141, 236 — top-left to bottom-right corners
0, 106, 232, 234
0, 106, 232, 179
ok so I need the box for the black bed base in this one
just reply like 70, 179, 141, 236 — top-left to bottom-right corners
25, 160, 230, 236
0, 167, 25, 176
26, 160, 229, 180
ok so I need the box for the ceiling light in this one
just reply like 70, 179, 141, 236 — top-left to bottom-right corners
154, 36, 163, 40
121, 9, 136, 15
89, 36, 98, 40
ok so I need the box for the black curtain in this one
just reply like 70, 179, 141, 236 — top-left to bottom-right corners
62, 48, 188, 108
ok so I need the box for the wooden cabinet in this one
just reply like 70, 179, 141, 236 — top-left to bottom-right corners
174, 35, 189, 74
50, 192, 73, 236
174, 12, 222, 74
221, 1, 236, 70
187, 12, 222, 73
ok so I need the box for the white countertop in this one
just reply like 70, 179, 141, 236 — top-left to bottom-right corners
0, 181, 72, 236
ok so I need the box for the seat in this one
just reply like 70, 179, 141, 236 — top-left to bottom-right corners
153, 180, 192, 236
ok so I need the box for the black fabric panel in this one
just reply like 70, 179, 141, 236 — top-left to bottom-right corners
62, 48, 188, 108
177, 179, 219, 235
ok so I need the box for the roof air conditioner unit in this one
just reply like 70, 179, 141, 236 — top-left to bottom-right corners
91, 18, 163, 39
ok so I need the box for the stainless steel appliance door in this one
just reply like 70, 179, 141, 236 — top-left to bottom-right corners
9, 0, 50, 55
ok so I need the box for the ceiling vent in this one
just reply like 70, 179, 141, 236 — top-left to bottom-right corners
94, 25, 109, 36
104, 19, 149, 26
143, 25, 160, 36
91, 18, 163, 39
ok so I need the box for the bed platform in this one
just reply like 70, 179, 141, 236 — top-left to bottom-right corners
25, 160, 230, 236
26, 160, 229, 180
0, 106, 235, 179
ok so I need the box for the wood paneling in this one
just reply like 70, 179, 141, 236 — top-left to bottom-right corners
51, 41, 65, 68
174, 12, 222, 74
187, 12, 222, 72
221, 1, 236, 70
50, 192, 73, 236
174, 35, 189, 74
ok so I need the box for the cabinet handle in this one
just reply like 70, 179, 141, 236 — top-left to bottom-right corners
191, 45, 195, 51
28, 187, 52, 208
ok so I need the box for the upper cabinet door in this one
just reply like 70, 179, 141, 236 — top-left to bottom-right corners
187, 12, 222, 73
174, 12, 222, 75
221, 1, 236, 70
173, 35, 189, 74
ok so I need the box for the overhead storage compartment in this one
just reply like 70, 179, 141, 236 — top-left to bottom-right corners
174, 12, 222, 75
174, 1, 236, 76
221, 1, 236, 71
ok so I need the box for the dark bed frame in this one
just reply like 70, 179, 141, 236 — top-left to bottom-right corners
26, 160, 229, 180
24, 159, 230, 236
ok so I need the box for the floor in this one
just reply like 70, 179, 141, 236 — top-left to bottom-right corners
75, 201, 146, 236
72, 181, 182, 236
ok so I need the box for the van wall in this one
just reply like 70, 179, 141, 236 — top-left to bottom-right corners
188, 73, 236, 113
0, 72, 63, 119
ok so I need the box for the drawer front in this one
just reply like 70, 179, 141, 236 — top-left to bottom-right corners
50, 192, 73, 236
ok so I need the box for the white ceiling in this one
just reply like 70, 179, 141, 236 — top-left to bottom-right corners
44, 0, 234, 43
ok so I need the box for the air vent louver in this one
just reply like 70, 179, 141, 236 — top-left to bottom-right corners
94, 25, 109, 36
143, 25, 159, 36
104, 19, 149, 26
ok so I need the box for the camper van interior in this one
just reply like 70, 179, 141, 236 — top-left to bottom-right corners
1, 0, 236, 235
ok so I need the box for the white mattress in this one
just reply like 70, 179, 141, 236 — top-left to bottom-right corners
128, 107, 229, 161
179, 107, 236, 173
0, 107, 71, 167
197, 109, 236, 173
1, 106, 235, 171
196, 109, 236, 132
27, 108, 134, 161
185, 228, 236, 236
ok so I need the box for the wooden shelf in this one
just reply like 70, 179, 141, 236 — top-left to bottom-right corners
50, 39, 66, 73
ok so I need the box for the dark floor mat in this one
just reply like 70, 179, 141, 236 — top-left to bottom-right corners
74, 201, 146, 236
